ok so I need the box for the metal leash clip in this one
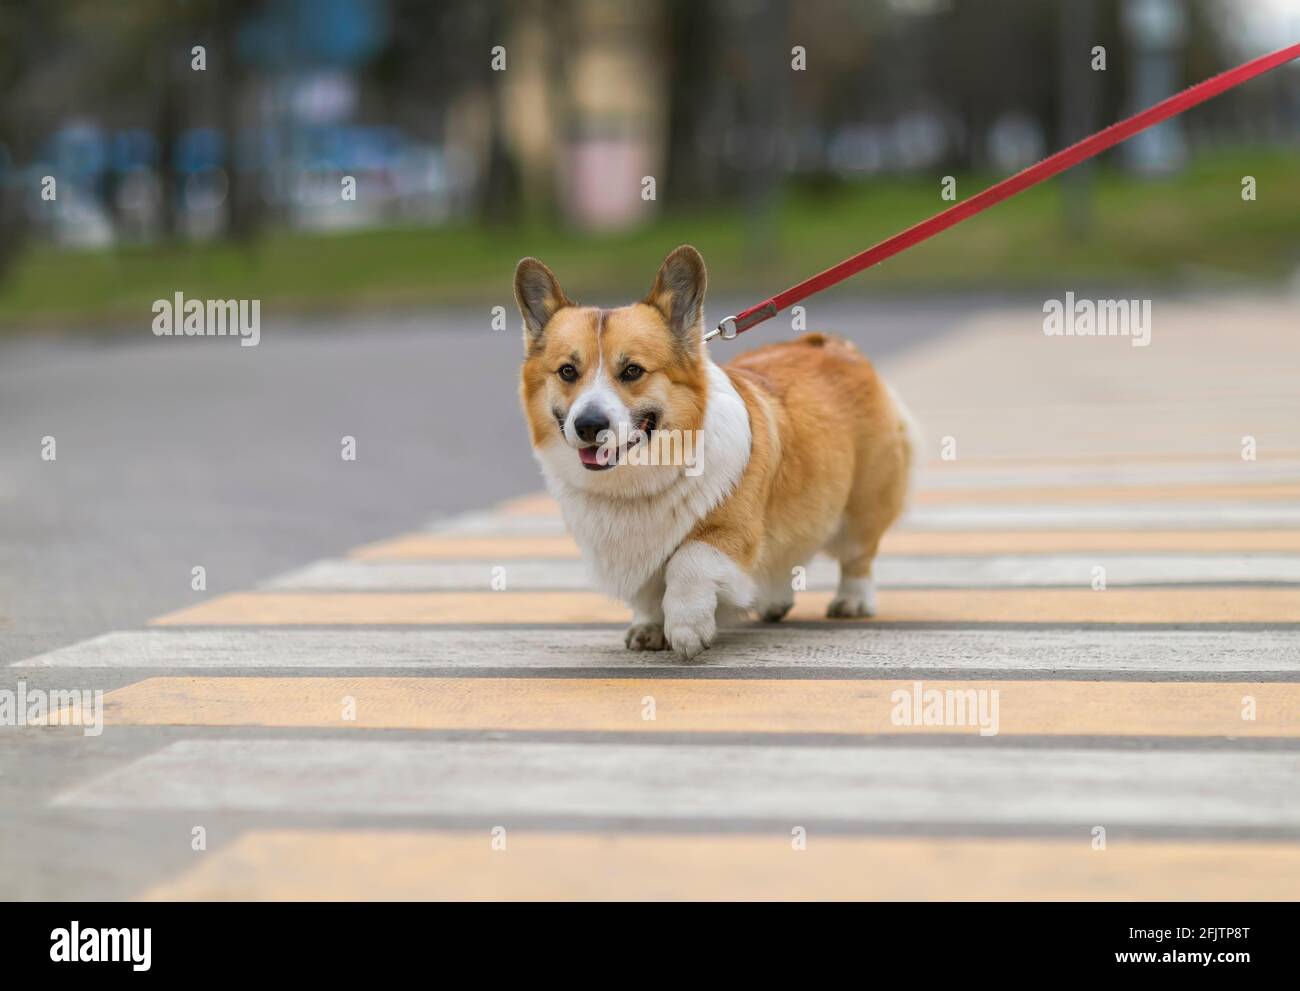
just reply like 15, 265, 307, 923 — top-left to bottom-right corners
703, 315, 739, 343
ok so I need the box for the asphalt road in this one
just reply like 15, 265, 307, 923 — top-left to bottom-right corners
7, 287, 1297, 902
0, 294, 973, 666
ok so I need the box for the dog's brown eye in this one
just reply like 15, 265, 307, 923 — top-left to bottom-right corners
558, 364, 579, 382
621, 364, 644, 382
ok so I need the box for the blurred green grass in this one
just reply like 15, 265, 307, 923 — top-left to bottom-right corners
1, 150, 1296, 328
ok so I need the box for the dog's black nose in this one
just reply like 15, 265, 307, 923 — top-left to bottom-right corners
573, 409, 609, 445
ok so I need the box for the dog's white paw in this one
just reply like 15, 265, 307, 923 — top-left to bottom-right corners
827, 576, 877, 619
665, 614, 715, 660
624, 622, 667, 651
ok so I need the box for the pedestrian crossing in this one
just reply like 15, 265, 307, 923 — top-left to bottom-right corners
136, 831, 1300, 901
20, 464, 1300, 900
15, 296, 1300, 900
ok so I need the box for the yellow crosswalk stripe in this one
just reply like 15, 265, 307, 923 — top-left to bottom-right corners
917, 482, 1300, 505
922, 450, 1300, 467
883, 530, 1300, 553
351, 529, 1300, 561
474, 483, 1300, 517
498, 493, 562, 515
138, 830, 1300, 901
98, 676, 1299, 737
149, 586, 1300, 626
352, 534, 582, 560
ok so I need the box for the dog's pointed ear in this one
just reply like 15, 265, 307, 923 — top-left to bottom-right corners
514, 257, 571, 347
645, 245, 707, 351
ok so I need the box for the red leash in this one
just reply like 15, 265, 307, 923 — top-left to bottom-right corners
706, 42, 1300, 342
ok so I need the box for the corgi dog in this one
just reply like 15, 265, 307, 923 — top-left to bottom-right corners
516, 245, 916, 659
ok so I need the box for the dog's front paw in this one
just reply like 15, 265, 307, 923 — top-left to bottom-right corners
624, 622, 667, 651
665, 614, 715, 661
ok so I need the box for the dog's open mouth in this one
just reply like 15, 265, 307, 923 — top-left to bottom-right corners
577, 446, 613, 470
578, 412, 657, 471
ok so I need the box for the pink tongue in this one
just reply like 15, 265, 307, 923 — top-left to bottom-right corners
579, 446, 604, 466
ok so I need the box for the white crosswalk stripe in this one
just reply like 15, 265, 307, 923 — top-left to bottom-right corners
54, 738, 1300, 829
259, 554, 1300, 591
18, 626, 1300, 673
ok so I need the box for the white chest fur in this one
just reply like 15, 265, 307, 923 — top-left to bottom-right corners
536, 359, 752, 601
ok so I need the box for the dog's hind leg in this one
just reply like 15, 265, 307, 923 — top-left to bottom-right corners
624, 572, 668, 651
823, 502, 889, 618
826, 426, 909, 613
827, 388, 915, 619
827, 498, 901, 618
827, 551, 880, 618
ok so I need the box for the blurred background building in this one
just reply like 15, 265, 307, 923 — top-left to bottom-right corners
0, 0, 1296, 320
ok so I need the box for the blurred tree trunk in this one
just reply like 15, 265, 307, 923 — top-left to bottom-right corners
663, 0, 721, 205
738, 0, 787, 268
219, 0, 261, 244
1060, 0, 1098, 238
154, 27, 185, 240
0, 0, 43, 283
478, 0, 520, 225
539, 0, 574, 227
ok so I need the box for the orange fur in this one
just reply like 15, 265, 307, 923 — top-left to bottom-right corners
701, 334, 912, 588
